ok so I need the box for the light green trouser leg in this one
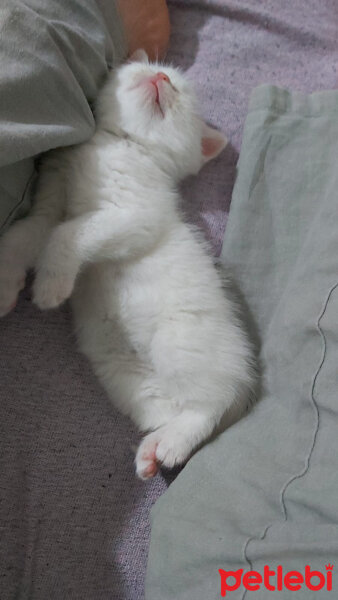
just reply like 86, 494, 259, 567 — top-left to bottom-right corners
146, 85, 338, 599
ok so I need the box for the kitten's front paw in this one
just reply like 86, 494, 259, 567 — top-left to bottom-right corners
33, 270, 75, 310
0, 265, 26, 317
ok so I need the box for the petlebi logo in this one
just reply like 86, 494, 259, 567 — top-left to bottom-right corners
218, 564, 333, 597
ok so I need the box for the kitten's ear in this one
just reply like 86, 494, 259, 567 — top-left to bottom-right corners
129, 48, 149, 64
201, 123, 227, 164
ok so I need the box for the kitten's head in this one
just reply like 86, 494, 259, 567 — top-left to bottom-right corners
96, 50, 227, 180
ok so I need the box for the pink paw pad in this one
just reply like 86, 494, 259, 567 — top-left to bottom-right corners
142, 462, 158, 479
136, 440, 160, 480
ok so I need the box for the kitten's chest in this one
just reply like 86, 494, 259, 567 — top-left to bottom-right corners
65, 141, 165, 217
65, 167, 128, 217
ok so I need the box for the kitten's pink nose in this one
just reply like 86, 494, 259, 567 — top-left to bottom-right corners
151, 72, 171, 84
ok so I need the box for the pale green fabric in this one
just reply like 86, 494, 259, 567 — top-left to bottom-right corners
146, 85, 338, 599
0, 0, 126, 233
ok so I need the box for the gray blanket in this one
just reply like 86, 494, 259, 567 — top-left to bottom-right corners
0, 0, 125, 233
146, 84, 338, 598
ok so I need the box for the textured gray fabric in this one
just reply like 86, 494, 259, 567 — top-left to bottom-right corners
146, 85, 338, 599
0, 0, 126, 233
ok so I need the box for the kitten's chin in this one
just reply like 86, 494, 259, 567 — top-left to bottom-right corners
140, 78, 175, 118
156, 84, 175, 117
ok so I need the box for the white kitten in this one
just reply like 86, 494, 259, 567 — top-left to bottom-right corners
0, 50, 255, 479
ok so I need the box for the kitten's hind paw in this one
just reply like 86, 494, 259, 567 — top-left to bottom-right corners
135, 437, 160, 480
135, 427, 190, 480
155, 431, 190, 469
33, 271, 74, 310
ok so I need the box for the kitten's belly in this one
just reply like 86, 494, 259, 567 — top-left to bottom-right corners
72, 227, 223, 357
72, 259, 166, 356
72, 259, 171, 353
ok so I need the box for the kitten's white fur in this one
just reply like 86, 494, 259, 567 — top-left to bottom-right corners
0, 51, 255, 479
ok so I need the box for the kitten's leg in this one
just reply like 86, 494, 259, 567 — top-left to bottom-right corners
135, 409, 219, 480
92, 353, 181, 480
0, 161, 65, 316
33, 207, 166, 309
95, 355, 180, 432
134, 315, 253, 479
